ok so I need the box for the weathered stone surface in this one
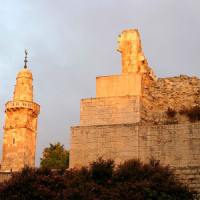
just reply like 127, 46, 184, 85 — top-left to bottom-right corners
96, 73, 143, 97
138, 124, 200, 166
70, 123, 200, 195
173, 166, 200, 194
70, 124, 139, 168
70, 29, 200, 194
1, 68, 40, 172
141, 75, 200, 125
0, 172, 12, 183
70, 123, 200, 168
117, 29, 156, 81
80, 96, 141, 125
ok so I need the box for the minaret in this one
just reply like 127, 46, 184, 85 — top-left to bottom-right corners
0, 50, 40, 172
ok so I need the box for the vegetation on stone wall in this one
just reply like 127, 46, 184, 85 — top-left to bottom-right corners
0, 158, 196, 200
179, 106, 200, 122
166, 107, 177, 118
166, 106, 200, 123
40, 142, 69, 169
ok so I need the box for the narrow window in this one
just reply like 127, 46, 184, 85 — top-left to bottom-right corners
13, 138, 15, 144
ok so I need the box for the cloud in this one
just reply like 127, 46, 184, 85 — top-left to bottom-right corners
0, 0, 199, 167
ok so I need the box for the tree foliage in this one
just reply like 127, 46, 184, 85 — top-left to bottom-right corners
0, 158, 196, 200
40, 142, 69, 169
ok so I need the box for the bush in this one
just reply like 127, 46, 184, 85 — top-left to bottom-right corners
166, 107, 177, 118
0, 158, 196, 200
179, 106, 200, 122
89, 157, 114, 185
112, 159, 195, 199
40, 142, 69, 169
179, 107, 188, 115
186, 106, 200, 122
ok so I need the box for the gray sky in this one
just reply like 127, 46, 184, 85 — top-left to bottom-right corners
0, 0, 200, 167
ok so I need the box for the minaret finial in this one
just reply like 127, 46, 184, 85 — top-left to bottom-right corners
24, 49, 28, 69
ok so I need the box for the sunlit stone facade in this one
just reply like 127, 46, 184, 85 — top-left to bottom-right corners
70, 29, 200, 194
1, 67, 40, 172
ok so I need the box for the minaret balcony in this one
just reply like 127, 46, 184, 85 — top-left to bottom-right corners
5, 100, 40, 115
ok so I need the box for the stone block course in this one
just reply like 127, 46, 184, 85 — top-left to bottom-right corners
80, 96, 141, 126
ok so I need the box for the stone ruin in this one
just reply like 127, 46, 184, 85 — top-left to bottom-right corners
70, 29, 200, 194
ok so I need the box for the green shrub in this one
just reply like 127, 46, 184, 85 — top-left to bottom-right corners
40, 142, 69, 169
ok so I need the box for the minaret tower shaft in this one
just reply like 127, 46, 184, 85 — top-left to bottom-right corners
1, 51, 40, 172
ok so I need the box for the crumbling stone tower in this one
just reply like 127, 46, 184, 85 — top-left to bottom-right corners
1, 53, 40, 172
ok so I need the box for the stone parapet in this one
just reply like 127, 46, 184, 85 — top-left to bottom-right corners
5, 101, 40, 116
96, 73, 143, 98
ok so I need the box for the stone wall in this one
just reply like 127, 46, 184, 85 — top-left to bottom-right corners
141, 75, 200, 125
173, 166, 200, 195
70, 124, 139, 168
96, 73, 142, 97
80, 96, 141, 126
0, 172, 12, 183
138, 123, 200, 166
70, 123, 200, 193
1, 127, 37, 172
70, 29, 200, 195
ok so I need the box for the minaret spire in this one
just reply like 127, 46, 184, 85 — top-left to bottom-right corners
24, 49, 28, 69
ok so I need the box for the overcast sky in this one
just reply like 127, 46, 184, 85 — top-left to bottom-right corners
0, 0, 200, 167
